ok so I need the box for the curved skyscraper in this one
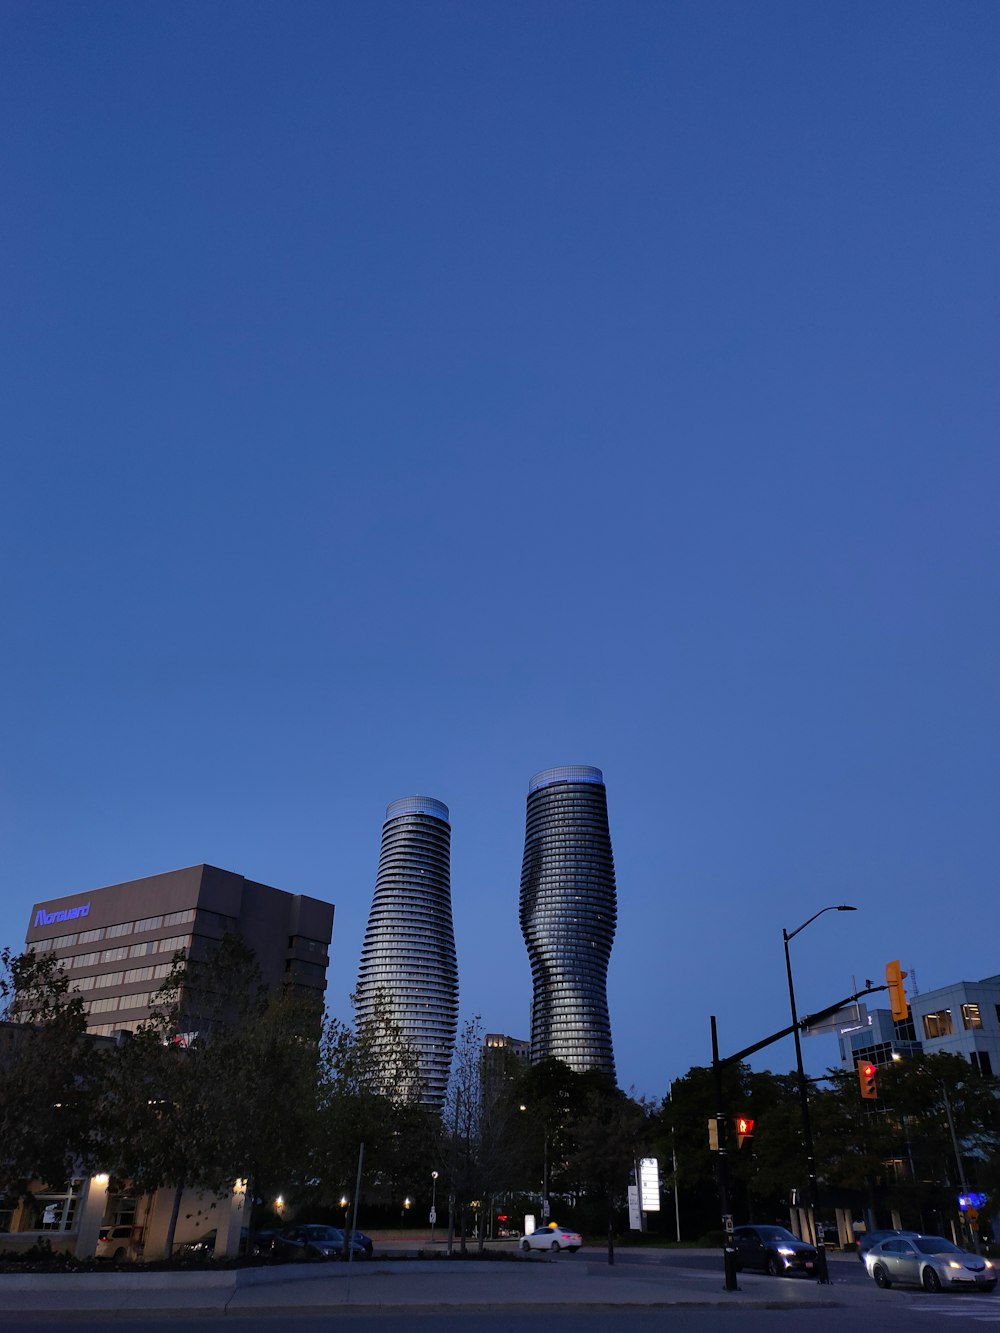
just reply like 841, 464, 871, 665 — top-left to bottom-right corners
355, 795, 458, 1111
519, 765, 617, 1078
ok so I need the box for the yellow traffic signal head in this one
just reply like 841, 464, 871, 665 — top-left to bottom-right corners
885, 959, 909, 1021
857, 1058, 878, 1099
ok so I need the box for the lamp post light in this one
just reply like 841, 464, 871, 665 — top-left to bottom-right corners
519, 1104, 550, 1223
542, 1126, 550, 1221
783, 904, 857, 1285
430, 1171, 439, 1245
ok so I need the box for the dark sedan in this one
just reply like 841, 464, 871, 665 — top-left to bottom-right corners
731, 1224, 818, 1277
274, 1224, 370, 1260
855, 1228, 919, 1263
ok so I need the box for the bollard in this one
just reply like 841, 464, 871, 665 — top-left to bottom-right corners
815, 1241, 830, 1285
723, 1244, 739, 1291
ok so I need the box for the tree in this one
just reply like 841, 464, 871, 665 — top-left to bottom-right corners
91, 934, 323, 1257
569, 1082, 650, 1264
306, 992, 431, 1251
0, 947, 93, 1198
440, 1016, 525, 1253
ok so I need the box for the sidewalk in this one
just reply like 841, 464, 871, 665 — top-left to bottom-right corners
0, 1250, 869, 1316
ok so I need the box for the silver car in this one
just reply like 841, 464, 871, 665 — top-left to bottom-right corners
865, 1234, 996, 1293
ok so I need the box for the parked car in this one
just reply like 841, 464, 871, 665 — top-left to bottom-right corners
865, 1234, 996, 1293
520, 1223, 582, 1254
95, 1225, 134, 1260
730, 1225, 817, 1277
855, 1228, 920, 1264
274, 1224, 370, 1260
343, 1228, 374, 1258
177, 1226, 254, 1258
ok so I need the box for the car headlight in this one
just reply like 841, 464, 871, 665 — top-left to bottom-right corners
777, 1247, 795, 1256
948, 1262, 962, 1269
986, 1260, 994, 1270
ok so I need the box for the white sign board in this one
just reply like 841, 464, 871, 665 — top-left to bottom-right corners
639, 1157, 660, 1212
627, 1185, 642, 1231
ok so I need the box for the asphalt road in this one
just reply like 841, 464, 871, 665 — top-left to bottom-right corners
5, 1306, 1000, 1333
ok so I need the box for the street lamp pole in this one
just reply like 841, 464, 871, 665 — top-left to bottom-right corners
783, 904, 857, 1286
542, 1126, 549, 1222
430, 1171, 439, 1246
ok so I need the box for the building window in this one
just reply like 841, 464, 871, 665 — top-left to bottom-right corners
105, 922, 133, 939
922, 1010, 953, 1039
163, 909, 196, 928
962, 1004, 983, 1030
883, 1159, 907, 1184
970, 1051, 993, 1076
893, 1017, 917, 1042
21, 1183, 82, 1233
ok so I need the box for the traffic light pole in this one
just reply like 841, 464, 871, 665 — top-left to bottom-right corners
719, 981, 887, 1069
710, 981, 888, 1287
711, 1015, 739, 1292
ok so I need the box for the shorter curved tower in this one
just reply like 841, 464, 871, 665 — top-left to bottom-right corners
355, 795, 458, 1110
519, 765, 617, 1078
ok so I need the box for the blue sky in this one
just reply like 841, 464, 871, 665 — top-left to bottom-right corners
2, 0, 997, 1097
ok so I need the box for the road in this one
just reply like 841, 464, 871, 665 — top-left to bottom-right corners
6, 1307, 1000, 1333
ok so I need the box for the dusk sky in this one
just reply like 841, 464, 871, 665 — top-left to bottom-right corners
2, 1, 997, 1099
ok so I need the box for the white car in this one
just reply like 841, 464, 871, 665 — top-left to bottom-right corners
520, 1223, 582, 1254
95, 1225, 134, 1260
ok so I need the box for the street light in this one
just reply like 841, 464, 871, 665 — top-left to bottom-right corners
519, 1104, 549, 1222
783, 904, 857, 1285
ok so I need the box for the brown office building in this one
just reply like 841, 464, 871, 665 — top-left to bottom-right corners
24, 864, 334, 1036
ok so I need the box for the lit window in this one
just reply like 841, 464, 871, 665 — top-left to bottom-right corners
922, 1010, 953, 1039
962, 1004, 982, 1030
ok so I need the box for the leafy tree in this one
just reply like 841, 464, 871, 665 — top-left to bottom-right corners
0, 947, 93, 1198
563, 1078, 651, 1263
439, 1016, 526, 1253
91, 934, 323, 1256
304, 991, 432, 1251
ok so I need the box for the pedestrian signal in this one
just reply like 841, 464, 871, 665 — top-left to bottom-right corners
734, 1115, 755, 1148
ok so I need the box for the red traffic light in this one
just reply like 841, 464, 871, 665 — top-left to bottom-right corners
857, 1059, 878, 1100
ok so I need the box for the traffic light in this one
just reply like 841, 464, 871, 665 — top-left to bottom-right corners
886, 959, 909, 1021
857, 1059, 878, 1100
734, 1115, 755, 1149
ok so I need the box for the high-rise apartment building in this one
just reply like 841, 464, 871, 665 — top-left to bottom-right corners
354, 796, 458, 1111
519, 765, 617, 1078
24, 865, 333, 1036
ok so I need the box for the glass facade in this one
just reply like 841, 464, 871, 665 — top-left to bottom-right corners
519, 765, 617, 1078
354, 795, 458, 1111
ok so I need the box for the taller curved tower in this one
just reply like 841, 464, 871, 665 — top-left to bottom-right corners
355, 795, 458, 1111
519, 765, 617, 1078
